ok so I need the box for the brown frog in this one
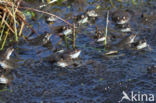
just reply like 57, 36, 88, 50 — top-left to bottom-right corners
56, 58, 82, 68
147, 65, 156, 74
116, 24, 131, 33
28, 32, 52, 46
53, 26, 72, 37
74, 9, 98, 25
44, 49, 81, 63
75, 14, 89, 25
94, 30, 111, 42
62, 49, 81, 59
0, 47, 14, 60
56, 59, 74, 68
112, 10, 131, 24
141, 13, 156, 24
0, 47, 18, 70
0, 72, 13, 85
132, 39, 149, 50
114, 33, 137, 48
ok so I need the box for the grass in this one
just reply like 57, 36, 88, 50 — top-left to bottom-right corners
12, 3, 18, 41
0, 0, 26, 50
0, 0, 73, 50
104, 11, 109, 48
72, 23, 76, 49
64, 35, 69, 49
0, 0, 146, 50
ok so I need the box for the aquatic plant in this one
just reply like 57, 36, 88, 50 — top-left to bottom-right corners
72, 24, 76, 49
104, 11, 109, 48
0, 0, 74, 50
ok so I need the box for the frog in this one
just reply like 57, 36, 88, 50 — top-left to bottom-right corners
75, 9, 98, 25
53, 26, 72, 37
62, 49, 81, 59
114, 33, 137, 48
112, 10, 131, 24
86, 9, 98, 22
86, 10, 98, 18
0, 72, 13, 85
0, 47, 18, 70
135, 39, 148, 50
147, 65, 156, 74
76, 14, 89, 25
56, 58, 82, 68
140, 13, 156, 24
0, 60, 18, 70
94, 30, 109, 42
116, 23, 131, 33
56, 59, 73, 68
0, 47, 14, 60
28, 32, 52, 46
45, 16, 57, 23
44, 49, 81, 62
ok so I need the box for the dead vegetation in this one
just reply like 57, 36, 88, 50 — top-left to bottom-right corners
0, 0, 26, 49
0, 0, 75, 50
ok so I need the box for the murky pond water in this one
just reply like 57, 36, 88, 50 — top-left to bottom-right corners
0, 0, 156, 103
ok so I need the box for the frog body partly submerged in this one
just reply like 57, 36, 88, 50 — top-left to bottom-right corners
112, 10, 131, 24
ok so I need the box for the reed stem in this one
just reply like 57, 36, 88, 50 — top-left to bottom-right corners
72, 23, 76, 49
12, 3, 18, 41
1, 29, 9, 50
104, 11, 109, 48
64, 35, 69, 49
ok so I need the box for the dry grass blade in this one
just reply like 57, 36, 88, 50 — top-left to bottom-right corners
0, 15, 15, 34
0, 0, 26, 49
1, 11, 6, 26
19, 7, 73, 27
0, 0, 73, 49
72, 24, 76, 49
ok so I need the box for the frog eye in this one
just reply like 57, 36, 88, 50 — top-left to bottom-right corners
81, 15, 84, 18
145, 18, 148, 21
117, 17, 120, 20
63, 26, 66, 30
123, 16, 126, 20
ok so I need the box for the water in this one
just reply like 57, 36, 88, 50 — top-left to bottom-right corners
0, 0, 155, 103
